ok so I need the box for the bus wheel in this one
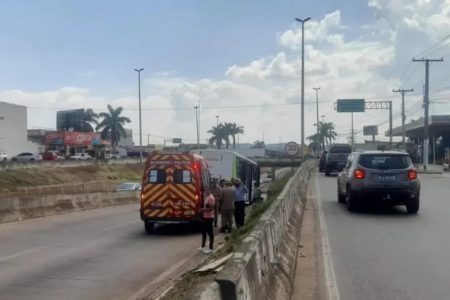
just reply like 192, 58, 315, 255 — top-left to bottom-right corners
144, 222, 154, 234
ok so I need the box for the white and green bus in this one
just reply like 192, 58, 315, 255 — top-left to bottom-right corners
193, 149, 259, 201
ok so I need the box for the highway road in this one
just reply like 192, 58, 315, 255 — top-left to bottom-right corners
317, 172, 450, 300
0, 204, 201, 300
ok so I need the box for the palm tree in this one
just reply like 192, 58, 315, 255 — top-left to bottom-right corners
319, 122, 337, 147
82, 108, 99, 132
96, 105, 131, 152
208, 124, 229, 149
224, 122, 244, 149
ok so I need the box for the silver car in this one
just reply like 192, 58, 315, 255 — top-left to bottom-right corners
337, 151, 420, 214
11, 152, 41, 162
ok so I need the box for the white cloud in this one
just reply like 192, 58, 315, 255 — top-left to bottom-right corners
4, 4, 448, 145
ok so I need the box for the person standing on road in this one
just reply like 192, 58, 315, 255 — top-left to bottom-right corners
252, 182, 263, 206
198, 190, 215, 254
209, 179, 221, 227
219, 180, 235, 233
234, 178, 249, 228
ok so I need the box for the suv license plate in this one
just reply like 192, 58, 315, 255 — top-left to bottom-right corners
378, 175, 395, 181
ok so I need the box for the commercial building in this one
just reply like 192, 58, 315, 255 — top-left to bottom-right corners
0, 101, 40, 155
45, 131, 110, 157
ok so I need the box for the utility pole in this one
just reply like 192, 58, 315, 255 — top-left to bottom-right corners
412, 58, 444, 170
392, 88, 414, 150
194, 106, 200, 151
295, 17, 311, 158
351, 112, 354, 149
134, 68, 144, 162
313, 87, 321, 153
215, 115, 220, 149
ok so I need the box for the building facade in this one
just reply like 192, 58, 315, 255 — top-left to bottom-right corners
0, 101, 40, 155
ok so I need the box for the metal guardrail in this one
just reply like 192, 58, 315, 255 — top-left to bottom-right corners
0, 158, 142, 171
0, 181, 121, 198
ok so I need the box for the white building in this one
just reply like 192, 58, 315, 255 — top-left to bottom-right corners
0, 101, 40, 156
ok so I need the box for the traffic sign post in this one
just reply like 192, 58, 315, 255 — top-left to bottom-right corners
285, 141, 299, 174
285, 141, 299, 156
363, 125, 378, 150
336, 99, 365, 113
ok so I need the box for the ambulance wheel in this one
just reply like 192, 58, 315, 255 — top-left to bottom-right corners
144, 222, 154, 234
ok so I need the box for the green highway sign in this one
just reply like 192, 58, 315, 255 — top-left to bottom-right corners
336, 99, 365, 112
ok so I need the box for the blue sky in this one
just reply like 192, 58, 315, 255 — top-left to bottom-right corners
1, 0, 450, 144
0, 0, 371, 92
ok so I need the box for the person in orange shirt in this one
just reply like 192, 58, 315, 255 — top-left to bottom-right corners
198, 190, 215, 254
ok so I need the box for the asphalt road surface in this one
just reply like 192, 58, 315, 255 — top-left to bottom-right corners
0, 204, 201, 300
317, 172, 450, 300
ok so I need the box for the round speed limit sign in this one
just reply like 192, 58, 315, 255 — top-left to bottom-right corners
285, 141, 299, 156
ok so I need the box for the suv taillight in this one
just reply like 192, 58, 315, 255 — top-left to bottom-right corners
408, 169, 417, 180
354, 169, 365, 179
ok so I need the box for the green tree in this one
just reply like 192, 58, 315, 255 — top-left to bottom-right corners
208, 124, 229, 149
308, 122, 338, 150
82, 108, 99, 132
224, 122, 244, 149
96, 105, 131, 152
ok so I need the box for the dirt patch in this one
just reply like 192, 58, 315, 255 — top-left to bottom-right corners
0, 163, 143, 192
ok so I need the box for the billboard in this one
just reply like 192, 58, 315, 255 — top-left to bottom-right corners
45, 132, 65, 145
363, 125, 378, 136
64, 132, 102, 146
45, 132, 103, 146
56, 109, 85, 131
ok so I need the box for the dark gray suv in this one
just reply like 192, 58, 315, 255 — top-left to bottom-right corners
337, 151, 420, 213
325, 144, 352, 176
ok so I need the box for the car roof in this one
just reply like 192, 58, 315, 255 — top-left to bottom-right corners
358, 150, 409, 155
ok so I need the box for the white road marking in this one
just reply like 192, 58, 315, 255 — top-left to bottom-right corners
315, 173, 340, 300
0, 246, 47, 263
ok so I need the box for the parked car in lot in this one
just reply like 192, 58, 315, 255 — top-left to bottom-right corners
11, 152, 42, 162
68, 153, 92, 160
116, 182, 141, 191
337, 151, 420, 214
325, 144, 352, 176
42, 152, 65, 161
0, 152, 8, 162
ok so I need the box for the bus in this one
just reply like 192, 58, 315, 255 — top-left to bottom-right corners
192, 149, 260, 202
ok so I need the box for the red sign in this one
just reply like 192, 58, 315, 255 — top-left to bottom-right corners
64, 132, 102, 146
45, 132, 104, 146
45, 132, 64, 145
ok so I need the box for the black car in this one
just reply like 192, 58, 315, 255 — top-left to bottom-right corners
325, 144, 352, 176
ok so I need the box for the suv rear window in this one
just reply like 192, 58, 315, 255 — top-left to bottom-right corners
358, 155, 411, 169
329, 146, 352, 153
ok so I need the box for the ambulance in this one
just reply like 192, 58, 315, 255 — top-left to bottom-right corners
140, 152, 210, 233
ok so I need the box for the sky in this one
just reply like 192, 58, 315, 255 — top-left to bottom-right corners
1, 0, 450, 145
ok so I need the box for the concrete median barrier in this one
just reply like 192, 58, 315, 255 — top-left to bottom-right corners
0, 190, 139, 224
186, 159, 316, 300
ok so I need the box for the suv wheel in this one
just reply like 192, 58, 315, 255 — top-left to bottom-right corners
406, 197, 419, 214
346, 188, 358, 212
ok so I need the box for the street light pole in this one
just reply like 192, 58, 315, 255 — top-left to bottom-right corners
194, 106, 200, 151
215, 115, 220, 149
313, 87, 321, 153
295, 17, 311, 158
134, 68, 144, 162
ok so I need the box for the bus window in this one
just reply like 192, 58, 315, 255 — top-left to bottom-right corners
149, 169, 166, 183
